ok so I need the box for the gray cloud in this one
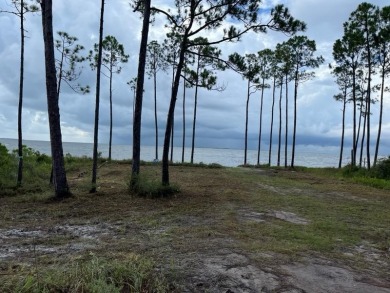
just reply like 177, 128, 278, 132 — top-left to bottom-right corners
0, 0, 389, 157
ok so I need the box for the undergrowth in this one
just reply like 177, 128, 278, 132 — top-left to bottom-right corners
129, 175, 180, 198
0, 144, 51, 196
340, 157, 390, 189
0, 254, 172, 293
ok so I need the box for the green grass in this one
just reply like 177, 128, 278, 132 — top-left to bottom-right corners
0, 254, 171, 293
1, 144, 389, 288
129, 174, 180, 198
222, 167, 390, 256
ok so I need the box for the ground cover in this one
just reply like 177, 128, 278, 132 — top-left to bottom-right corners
0, 161, 389, 292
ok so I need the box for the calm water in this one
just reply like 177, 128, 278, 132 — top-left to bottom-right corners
0, 138, 349, 168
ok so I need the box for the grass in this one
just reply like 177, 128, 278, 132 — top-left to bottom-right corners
129, 174, 180, 198
1, 145, 390, 290
1, 254, 171, 293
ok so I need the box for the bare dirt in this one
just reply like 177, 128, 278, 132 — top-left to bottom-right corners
1, 164, 389, 292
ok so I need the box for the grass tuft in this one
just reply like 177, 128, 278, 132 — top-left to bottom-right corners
0, 254, 171, 293
129, 175, 180, 198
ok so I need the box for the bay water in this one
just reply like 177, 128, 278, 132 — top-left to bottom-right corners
0, 138, 349, 168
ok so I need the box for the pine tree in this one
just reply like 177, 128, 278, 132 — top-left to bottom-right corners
90, 35, 129, 160
1, 0, 39, 186
40, 0, 70, 198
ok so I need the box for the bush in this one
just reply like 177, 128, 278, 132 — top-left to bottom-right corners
171, 161, 224, 168
370, 156, 390, 180
0, 144, 51, 195
0, 143, 17, 189
341, 164, 368, 178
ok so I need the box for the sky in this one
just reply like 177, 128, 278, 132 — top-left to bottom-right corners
0, 0, 389, 156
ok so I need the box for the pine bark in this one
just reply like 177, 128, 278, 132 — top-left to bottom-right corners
374, 72, 385, 166
131, 0, 151, 184
338, 91, 347, 168
284, 74, 288, 167
256, 78, 265, 166
244, 79, 250, 165
291, 69, 298, 168
268, 77, 276, 166
277, 79, 283, 167
109, 61, 113, 161
17, 0, 25, 186
191, 54, 200, 164
162, 36, 188, 185
41, 0, 70, 198
154, 64, 158, 160
91, 0, 105, 192
181, 75, 186, 163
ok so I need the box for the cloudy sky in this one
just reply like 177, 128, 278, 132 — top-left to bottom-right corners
0, 0, 389, 156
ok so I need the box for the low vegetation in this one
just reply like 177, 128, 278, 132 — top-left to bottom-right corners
1, 254, 170, 292
0, 143, 389, 291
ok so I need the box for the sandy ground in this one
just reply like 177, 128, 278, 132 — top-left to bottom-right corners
1, 165, 389, 292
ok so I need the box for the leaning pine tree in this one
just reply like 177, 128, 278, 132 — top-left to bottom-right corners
131, 0, 152, 187
40, 0, 70, 198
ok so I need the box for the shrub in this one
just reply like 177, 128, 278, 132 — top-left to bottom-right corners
370, 156, 390, 180
171, 161, 224, 168
341, 164, 368, 178
0, 143, 17, 189
0, 144, 51, 195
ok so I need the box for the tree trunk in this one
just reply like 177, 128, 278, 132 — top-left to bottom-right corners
339, 90, 346, 169
291, 70, 298, 168
244, 79, 250, 165
109, 61, 113, 161
374, 71, 385, 166
269, 77, 276, 166
170, 117, 174, 162
91, 0, 105, 192
284, 73, 288, 167
40, 0, 70, 198
352, 68, 357, 166
359, 107, 367, 167
50, 42, 65, 185
154, 66, 158, 161
256, 78, 264, 166
131, 0, 151, 185
162, 36, 188, 185
191, 55, 200, 164
277, 79, 282, 167
356, 105, 362, 158
169, 53, 176, 164
181, 75, 186, 163
17, 0, 25, 187
365, 38, 372, 170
